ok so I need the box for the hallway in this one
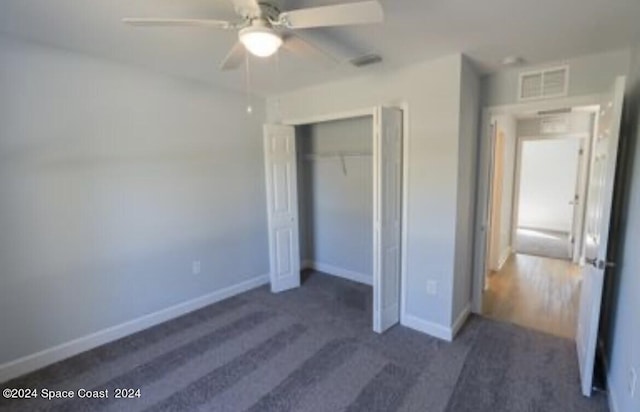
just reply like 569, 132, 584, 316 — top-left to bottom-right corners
515, 228, 572, 261
482, 254, 582, 339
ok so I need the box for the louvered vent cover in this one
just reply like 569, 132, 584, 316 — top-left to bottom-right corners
518, 66, 569, 101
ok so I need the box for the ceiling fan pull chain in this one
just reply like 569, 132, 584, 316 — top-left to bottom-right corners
275, 50, 283, 120
245, 52, 253, 114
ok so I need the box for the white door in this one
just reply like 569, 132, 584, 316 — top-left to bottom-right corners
263, 124, 301, 293
570, 140, 587, 262
373, 107, 403, 333
576, 76, 625, 396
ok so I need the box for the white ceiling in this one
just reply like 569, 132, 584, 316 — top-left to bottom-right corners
1, 0, 639, 96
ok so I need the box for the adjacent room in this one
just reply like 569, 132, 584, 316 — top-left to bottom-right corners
482, 109, 595, 339
1, 1, 639, 412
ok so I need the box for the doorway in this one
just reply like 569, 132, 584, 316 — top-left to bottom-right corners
482, 110, 595, 338
263, 106, 404, 334
473, 77, 626, 397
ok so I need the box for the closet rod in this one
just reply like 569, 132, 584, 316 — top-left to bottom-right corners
303, 151, 372, 160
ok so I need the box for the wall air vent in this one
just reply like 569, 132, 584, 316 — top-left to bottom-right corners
350, 54, 383, 68
518, 65, 569, 101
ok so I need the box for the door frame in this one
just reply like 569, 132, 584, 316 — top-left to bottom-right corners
472, 94, 601, 314
511, 132, 591, 262
277, 102, 410, 329
486, 121, 506, 272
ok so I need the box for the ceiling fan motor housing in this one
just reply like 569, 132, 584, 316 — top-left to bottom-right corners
236, 1, 281, 22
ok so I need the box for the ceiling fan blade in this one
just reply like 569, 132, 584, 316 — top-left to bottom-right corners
220, 42, 246, 71
282, 34, 338, 66
279, 1, 383, 29
122, 18, 235, 29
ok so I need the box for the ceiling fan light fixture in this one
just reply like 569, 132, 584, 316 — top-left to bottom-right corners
239, 26, 282, 57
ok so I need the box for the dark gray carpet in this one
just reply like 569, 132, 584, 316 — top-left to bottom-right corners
0, 271, 608, 412
516, 228, 572, 260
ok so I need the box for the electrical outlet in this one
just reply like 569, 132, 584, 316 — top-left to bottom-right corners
630, 367, 637, 398
426, 280, 438, 295
192, 261, 201, 275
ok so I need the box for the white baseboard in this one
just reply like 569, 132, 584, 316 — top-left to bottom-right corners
401, 304, 471, 342
604, 354, 619, 412
402, 313, 454, 341
373, 303, 400, 334
302, 261, 372, 286
0, 274, 269, 384
497, 247, 512, 271
451, 304, 471, 339
607, 373, 619, 412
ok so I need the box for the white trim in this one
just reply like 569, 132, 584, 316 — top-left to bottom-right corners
281, 108, 374, 126
518, 132, 591, 141
400, 102, 410, 326
497, 246, 512, 271
511, 131, 524, 249
303, 261, 372, 286
0, 274, 269, 384
401, 314, 454, 342
486, 94, 601, 116
451, 304, 471, 339
374, 302, 400, 334
472, 94, 602, 314
401, 304, 470, 342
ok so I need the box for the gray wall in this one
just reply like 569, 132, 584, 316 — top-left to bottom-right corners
267, 54, 467, 329
482, 49, 631, 107
605, 44, 640, 412
0, 36, 268, 365
297, 117, 373, 278
452, 57, 480, 322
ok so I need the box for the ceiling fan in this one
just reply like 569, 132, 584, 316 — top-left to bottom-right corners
123, 0, 384, 71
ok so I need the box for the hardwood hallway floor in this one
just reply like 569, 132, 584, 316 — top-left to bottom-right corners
482, 254, 582, 339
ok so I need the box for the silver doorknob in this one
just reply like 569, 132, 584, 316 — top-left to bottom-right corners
585, 257, 616, 270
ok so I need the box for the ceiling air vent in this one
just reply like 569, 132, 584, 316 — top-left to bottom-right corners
518, 65, 569, 101
350, 54, 383, 68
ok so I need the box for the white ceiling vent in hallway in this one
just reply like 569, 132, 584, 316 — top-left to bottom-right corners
518, 65, 569, 101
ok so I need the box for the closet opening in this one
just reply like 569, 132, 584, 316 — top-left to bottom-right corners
297, 116, 374, 322
263, 106, 404, 333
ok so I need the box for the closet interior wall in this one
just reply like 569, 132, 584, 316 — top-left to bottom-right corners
296, 116, 374, 283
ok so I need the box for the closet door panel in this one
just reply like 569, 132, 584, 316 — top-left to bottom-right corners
373, 107, 403, 333
264, 124, 301, 293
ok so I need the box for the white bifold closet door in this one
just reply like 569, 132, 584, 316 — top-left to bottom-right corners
373, 106, 403, 333
263, 124, 300, 293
